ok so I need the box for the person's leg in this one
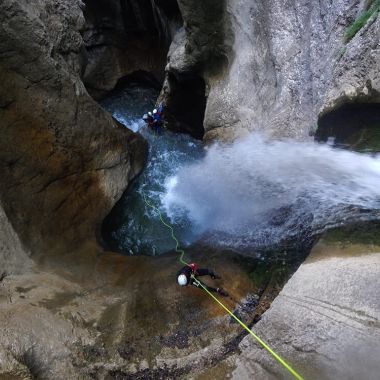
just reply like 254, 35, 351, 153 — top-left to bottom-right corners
196, 268, 221, 279
195, 268, 212, 277
191, 278, 218, 292
191, 278, 229, 296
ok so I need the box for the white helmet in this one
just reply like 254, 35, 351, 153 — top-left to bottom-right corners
148, 111, 152, 116
177, 274, 188, 286
153, 108, 157, 114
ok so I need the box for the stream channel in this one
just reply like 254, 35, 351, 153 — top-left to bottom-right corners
102, 84, 380, 259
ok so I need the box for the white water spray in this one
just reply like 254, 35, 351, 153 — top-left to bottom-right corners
163, 133, 380, 248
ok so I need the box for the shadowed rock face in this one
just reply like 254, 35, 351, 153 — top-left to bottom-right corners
158, 0, 232, 138
81, 0, 182, 99
0, 202, 33, 275
161, 0, 380, 140
0, 0, 147, 257
316, 103, 380, 151
163, 71, 207, 138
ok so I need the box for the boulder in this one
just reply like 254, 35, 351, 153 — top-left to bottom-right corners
228, 226, 380, 380
0, 0, 147, 257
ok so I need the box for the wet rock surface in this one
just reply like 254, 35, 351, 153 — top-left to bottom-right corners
0, 248, 291, 379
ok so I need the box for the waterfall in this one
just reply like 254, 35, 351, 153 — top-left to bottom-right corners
163, 133, 380, 250
102, 84, 380, 255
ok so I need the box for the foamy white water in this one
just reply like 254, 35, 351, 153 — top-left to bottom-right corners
163, 133, 380, 247
102, 83, 380, 254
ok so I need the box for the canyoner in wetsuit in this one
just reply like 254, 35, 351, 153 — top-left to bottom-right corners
152, 104, 164, 133
142, 103, 165, 134
143, 112, 155, 128
177, 263, 229, 296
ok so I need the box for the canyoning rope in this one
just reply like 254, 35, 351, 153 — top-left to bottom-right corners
142, 192, 304, 380
191, 276, 304, 380
142, 192, 189, 266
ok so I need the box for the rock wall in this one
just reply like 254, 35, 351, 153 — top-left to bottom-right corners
0, 0, 147, 257
82, 0, 182, 99
162, 0, 380, 140
206, 226, 380, 380
321, 8, 380, 115
232, 253, 380, 380
158, 0, 232, 138
0, 203, 32, 275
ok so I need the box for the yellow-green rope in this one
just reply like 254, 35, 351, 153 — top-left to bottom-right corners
192, 276, 304, 380
142, 192, 189, 266
142, 192, 304, 380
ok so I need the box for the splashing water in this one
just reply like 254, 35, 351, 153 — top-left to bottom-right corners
101, 84, 204, 255
162, 133, 380, 250
101, 85, 156, 133
102, 85, 380, 255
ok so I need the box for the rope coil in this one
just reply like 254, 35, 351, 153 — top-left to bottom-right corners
142, 192, 304, 380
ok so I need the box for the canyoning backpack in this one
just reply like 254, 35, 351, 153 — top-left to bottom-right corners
189, 263, 199, 274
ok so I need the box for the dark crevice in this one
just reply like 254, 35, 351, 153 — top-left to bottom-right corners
165, 72, 207, 139
113, 70, 162, 93
316, 103, 380, 151
154, 0, 182, 21
81, 0, 182, 98
91, 70, 162, 102
100, 175, 141, 254
15, 347, 44, 379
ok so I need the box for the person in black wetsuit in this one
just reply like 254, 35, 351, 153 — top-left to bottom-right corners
176, 263, 229, 296
143, 112, 155, 128
152, 105, 164, 134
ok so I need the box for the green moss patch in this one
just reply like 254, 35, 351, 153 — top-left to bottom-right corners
316, 104, 380, 153
345, 0, 380, 42
323, 222, 380, 246
348, 125, 380, 152
248, 262, 293, 290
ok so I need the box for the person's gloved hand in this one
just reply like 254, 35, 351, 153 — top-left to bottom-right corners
211, 273, 221, 280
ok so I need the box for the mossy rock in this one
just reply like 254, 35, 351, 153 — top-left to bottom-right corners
323, 221, 380, 246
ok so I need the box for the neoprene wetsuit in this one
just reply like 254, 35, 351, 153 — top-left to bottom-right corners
176, 263, 226, 295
